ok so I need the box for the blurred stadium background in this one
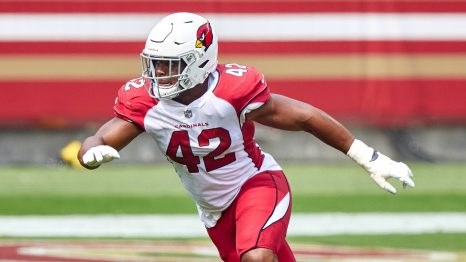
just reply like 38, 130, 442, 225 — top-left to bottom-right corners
1, 0, 466, 164
0, 0, 465, 261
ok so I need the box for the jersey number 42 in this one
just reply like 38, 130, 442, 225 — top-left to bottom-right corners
166, 128, 236, 173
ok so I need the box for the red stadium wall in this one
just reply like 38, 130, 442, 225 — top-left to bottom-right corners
1, 0, 466, 128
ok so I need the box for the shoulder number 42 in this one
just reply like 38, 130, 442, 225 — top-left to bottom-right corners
225, 63, 247, 77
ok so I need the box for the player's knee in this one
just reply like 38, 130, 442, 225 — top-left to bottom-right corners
241, 248, 277, 262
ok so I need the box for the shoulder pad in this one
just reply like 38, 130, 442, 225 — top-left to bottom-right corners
114, 77, 157, 129
214, 64, 270, 116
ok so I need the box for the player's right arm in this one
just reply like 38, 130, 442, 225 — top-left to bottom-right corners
78, 78, 153, 169
78, 117, 143, 169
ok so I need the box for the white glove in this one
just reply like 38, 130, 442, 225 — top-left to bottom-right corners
347, 139, 415, 194
82, 145, 120, 168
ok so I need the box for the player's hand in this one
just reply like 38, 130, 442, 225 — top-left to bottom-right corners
364, 152, 415, 194
347, 139, 415, 194
82, 145, 120, 168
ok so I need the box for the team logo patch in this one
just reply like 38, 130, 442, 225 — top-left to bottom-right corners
196, 23, 213, 51
184, 109, 193, 118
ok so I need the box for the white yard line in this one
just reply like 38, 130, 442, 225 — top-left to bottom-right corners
0, 213, 465, 238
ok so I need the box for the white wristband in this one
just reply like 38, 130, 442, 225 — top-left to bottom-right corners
346, 139, 375, 166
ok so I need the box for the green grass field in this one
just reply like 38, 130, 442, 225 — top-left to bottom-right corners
1, 163, 464, 214
0, 162, 465, 251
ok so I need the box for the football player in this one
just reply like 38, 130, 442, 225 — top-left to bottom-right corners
78, 12, 415, 262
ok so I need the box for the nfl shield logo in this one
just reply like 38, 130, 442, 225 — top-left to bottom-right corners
184, 109, 192, 118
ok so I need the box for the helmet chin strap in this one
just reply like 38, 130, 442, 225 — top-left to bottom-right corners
152, 78, 196, 100
153, 82, 180, 99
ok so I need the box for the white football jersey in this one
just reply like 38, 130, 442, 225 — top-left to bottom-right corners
114, 64, 282, 226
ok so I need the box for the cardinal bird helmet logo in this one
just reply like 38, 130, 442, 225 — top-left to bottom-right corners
196, 23, 213, 51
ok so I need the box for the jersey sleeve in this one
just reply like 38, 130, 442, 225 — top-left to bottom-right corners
241, 69, 269, 112
215, 65, 270, 119
113, 78, 157, 130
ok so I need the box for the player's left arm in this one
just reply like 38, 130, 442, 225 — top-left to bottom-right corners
247, 94, 415, 194
247, 94, 353, 153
